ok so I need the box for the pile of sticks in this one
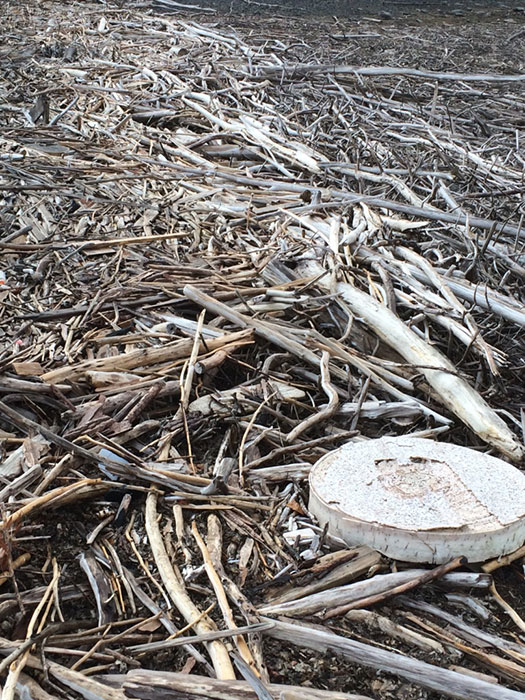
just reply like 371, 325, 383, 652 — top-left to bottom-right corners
0, 1, 524, 698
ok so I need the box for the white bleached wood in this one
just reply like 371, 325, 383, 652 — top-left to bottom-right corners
145, 493, 235, 680
297, 260, 523, 460
263, 618, 525, 700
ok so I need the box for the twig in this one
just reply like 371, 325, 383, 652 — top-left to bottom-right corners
286, 351, 339, 442
145, 492, 235, 679
2, 561, 59, 699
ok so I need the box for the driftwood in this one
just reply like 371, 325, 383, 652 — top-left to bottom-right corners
294, 260, 523, 460
41, 330, 254, 384
145, 493, 235, 680
264, 618, 525, 700
259, 568, 488, 618
257, 64, 525, 82
1, 2, 525, 699
122, 670, 372, 699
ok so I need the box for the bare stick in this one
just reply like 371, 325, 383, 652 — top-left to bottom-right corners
286, 351, 339, 442
191, 519, 260, 675
2, 562, 59, 700
323, 556, 465, 618
41, 330, 253, 384
258, 63, 525, 83
145, 492, 235, 680
263, 618, 525, 700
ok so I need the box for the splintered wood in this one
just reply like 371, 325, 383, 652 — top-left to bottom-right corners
0, 1, 525, 698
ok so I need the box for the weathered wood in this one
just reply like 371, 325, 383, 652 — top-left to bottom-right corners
1, 4, 524, 699
258, 64, 525, 83
264, 619, 525, 700
123, 670, 372, 699
41, 330, 254, 384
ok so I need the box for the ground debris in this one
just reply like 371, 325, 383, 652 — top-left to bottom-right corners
1, 1, 525, 698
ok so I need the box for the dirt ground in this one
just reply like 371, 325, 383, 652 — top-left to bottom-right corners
144, 0, 525, 74
150, 0, 524, 19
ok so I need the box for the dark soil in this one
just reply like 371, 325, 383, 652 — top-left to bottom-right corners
150, 0, 525, 20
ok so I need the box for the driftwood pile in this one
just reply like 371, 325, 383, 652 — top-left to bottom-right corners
1, 1, 525, 698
